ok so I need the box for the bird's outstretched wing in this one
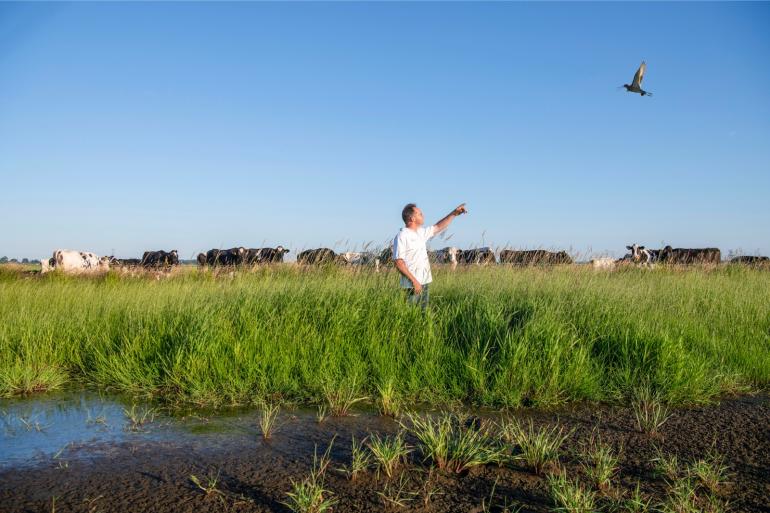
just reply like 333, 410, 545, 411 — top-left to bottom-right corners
632, 61, 646, 88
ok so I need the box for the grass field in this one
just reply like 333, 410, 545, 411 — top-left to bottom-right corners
1, 264, 768, 407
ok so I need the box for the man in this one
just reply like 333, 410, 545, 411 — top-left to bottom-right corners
393, 203, 468, 308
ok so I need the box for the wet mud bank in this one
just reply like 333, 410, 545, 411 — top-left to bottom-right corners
1, 393, 768, 512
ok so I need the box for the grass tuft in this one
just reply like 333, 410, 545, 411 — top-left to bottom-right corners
284, 478, 336, 513
658, 476, 700, 513
687, 450, 729, 494
403, 411, 504, 473
376, 380, 402, 417
580, 436, 619, 492
547, 472, 598, 513
343, 435, 371, 481
632, 386, 671, 437
283, 438, 337, 513
190, 470, 224, 497
122, 404, 156, 431
316, 405, 328, 424
322, 379, 368, 417
258, 401, 280, 439
651, 447, 681, 482
0, 364, 67, 397
367, 432, 412, 479
618, 481, 651, 513
501, 418, 570, 475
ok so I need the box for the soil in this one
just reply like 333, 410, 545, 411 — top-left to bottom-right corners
1, 394, 768, 513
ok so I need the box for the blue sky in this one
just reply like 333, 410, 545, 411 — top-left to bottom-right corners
1, 2, 768, 260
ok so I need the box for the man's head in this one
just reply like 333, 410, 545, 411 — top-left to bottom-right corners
402, 203, 424, 227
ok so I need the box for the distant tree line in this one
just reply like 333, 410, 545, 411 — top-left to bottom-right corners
0, 256, 41, 264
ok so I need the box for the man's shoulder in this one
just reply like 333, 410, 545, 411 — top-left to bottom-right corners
394, 227, 417, 246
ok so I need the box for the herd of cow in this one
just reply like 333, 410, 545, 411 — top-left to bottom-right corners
37, 244, 768, 274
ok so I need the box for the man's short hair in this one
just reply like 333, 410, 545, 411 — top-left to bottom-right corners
402, 203, 417, 224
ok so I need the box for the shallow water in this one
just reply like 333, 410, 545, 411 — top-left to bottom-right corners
0, 391, 261, 468
0, 390, 405, 470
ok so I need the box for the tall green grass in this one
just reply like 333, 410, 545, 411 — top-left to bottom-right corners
1, 265, 768, 407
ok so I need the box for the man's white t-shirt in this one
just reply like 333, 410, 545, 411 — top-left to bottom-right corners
393, 225, 437, 288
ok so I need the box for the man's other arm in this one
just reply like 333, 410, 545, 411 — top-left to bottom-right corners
394, 259, 422, 294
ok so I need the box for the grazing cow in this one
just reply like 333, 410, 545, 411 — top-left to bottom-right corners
49, 250, 110, 273
429, 247, 460, 267
141, 250, 179, 269
109, 257, 142, 268
340, 251, 381, 271
657, 246, 721, 265
730, 255, 769, 265
460, 247, 497, 265
199, 247, 247, 266
499, 250, 573, 265
244, 246, 290, 265
590, 257, 616, 270
297, 248, 345, 265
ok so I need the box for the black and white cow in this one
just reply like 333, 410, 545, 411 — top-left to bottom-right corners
44, 250, 110, 274
623, 244, 655, 265
499, 249, 573, 265
657, 246, 721, 265
340, 251, 381, 270
141, 250, 179, 269
297, 248, 345, 265
244, 246, 290, 265
198, 247, 247, 266
109, 257, 142, 268
460, 247, 497, 265
625, 245, 722, 265
429, 247, 460, 267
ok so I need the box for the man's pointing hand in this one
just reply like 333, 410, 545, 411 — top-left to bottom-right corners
453, 204, 468, 216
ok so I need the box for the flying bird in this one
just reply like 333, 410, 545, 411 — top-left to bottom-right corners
623, 61, 653, 97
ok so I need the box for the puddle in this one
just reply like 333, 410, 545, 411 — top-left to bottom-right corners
0, 391, 253, 469
0, 391, 404, 470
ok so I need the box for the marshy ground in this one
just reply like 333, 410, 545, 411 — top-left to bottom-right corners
0, 391, 768, 512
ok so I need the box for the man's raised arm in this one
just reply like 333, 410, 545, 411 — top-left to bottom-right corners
433, 203, 468, 235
